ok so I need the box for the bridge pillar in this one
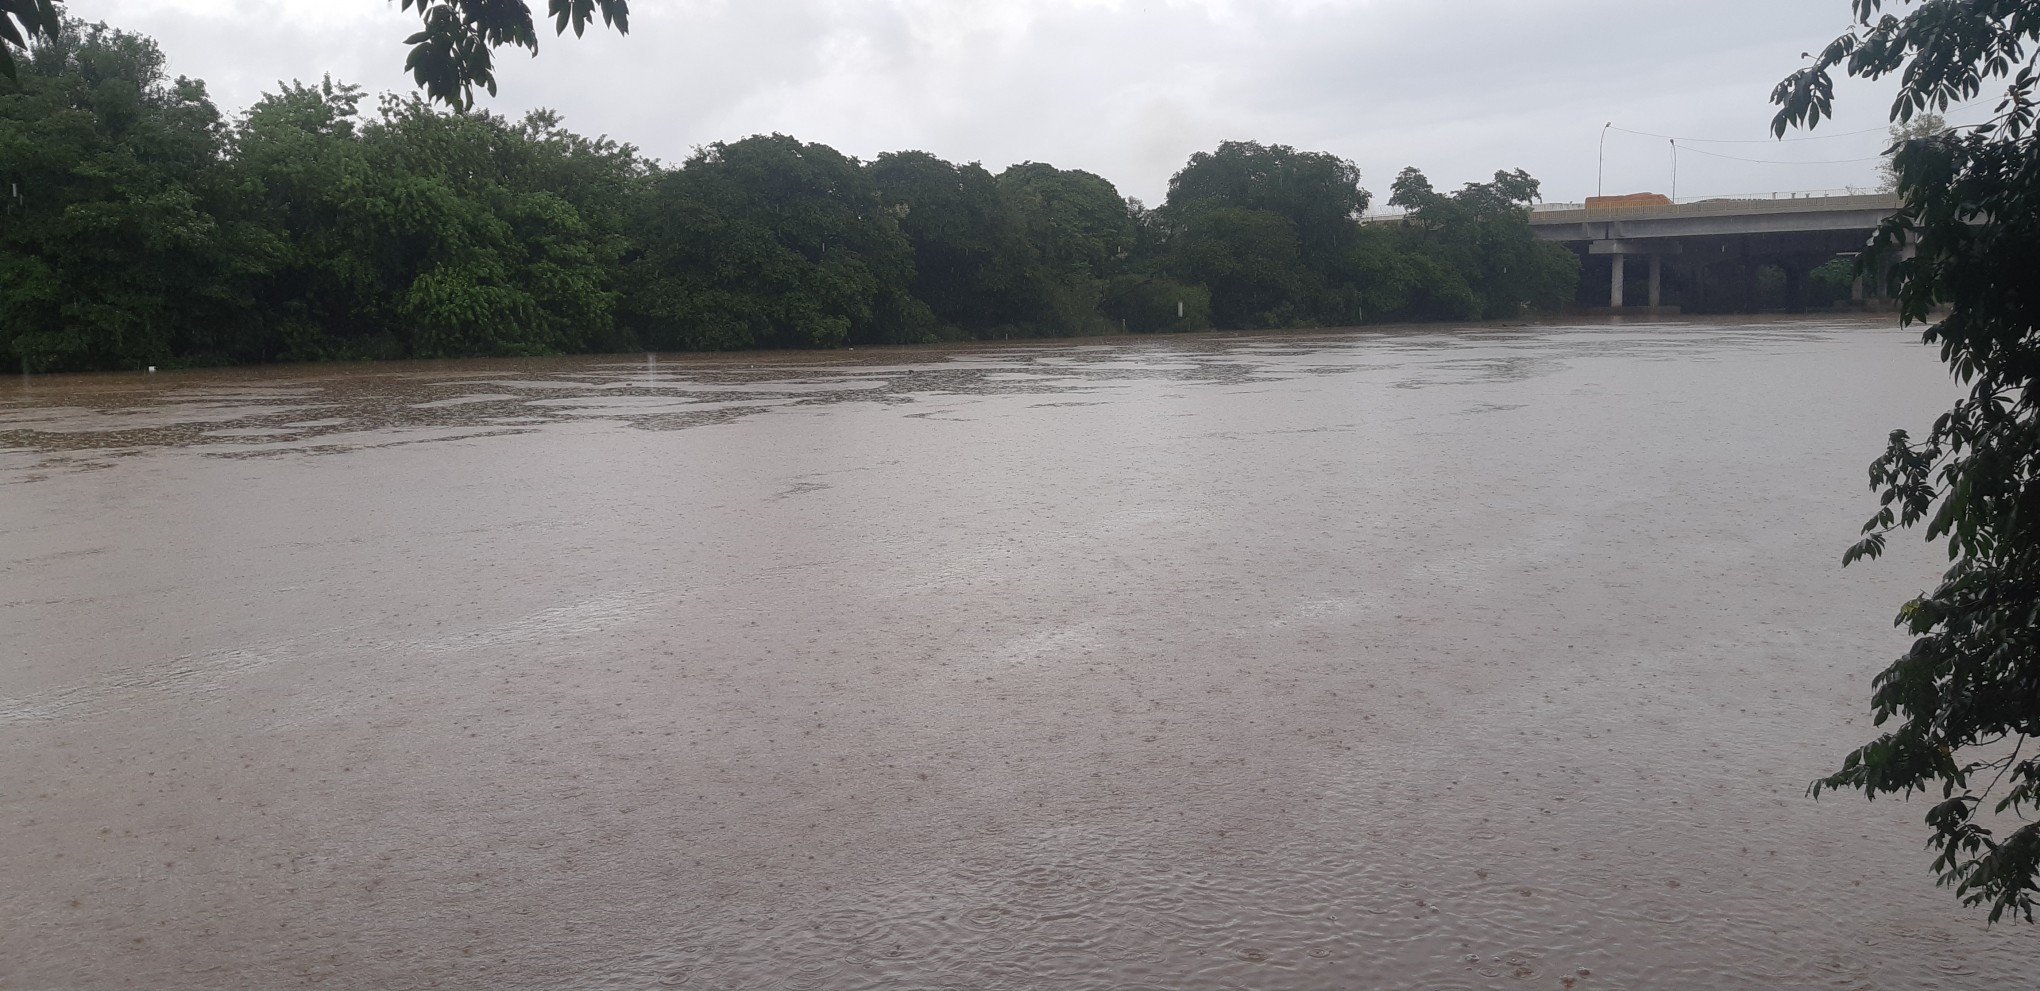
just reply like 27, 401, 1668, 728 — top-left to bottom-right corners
1782, 259, 1811, 312
1590, 240, 1679, 311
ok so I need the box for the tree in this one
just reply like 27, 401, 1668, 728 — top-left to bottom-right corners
226, 81, 642, 360
357, 97, 639, 357
999, 162, 1136, 335
398, 0, 629, 109
1161, 140, 1369, 264
1098, 274, 1209, 334
998, 162, 1135, 280
0, 19, 254, 370
3, 11, 1586, 366
1157, 141, 1371, 327
1168, 206, 1308, 328
1383, 167, 1578, 320
869, 151, 1039, 336
1879, 111, 1949, 192
0, 0, 57, 79
625, 134, 925, 349
228, 77, 385, 359
1774, 0, 2040, 922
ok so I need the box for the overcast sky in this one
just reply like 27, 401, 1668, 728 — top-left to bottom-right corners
89, 0, 1988, 206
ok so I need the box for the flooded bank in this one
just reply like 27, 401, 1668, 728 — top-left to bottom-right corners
3, 318, 2032, 989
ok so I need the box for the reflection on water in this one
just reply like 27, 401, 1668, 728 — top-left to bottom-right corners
2, 318, 2032, 989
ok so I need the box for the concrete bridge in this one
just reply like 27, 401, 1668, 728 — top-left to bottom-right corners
1526, 193, 1900, 312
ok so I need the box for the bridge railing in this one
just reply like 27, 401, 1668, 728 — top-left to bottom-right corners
1362, 188, 1898, 226
1670, 185, 1886, 204
1527, 190, 1900, 225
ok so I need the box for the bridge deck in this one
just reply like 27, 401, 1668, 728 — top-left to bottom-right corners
1364, 193, 1901, 310
1527, 193, 1898, 227
1527, 194, 1899, 311
1526, 193, 1899, 248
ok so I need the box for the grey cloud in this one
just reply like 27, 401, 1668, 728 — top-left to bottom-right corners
95, 0, 1958, 204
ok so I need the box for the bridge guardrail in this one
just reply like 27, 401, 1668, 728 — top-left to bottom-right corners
1363, 192, 1900, 227
1527, 193, 1900, 226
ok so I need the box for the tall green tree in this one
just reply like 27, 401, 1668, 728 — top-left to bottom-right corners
229, 77, 384, 359
0, 19, 254, 371
1156, 141, 1372, 327
998, 162, 1134, 281
869, 151, 1039, 336
230, 84, 640, 360
357, 96, 637, 357
626, 134, 926, 349
1161, 140, 1369, 264
1168, 206, 1309, 328
998, 161, 1135, 335
1383, 167, 1579, 320
1775, 0, 2040, 922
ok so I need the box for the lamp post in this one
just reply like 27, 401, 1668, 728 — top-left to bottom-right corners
1598, 122, 1611, 198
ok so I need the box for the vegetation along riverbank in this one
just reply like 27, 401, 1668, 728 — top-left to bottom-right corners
0, 16, 1580, 373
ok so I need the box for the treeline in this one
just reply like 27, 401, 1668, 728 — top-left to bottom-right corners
0, 20, 1580, 372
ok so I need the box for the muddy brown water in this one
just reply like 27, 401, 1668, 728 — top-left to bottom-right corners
3, 318, 2033, 989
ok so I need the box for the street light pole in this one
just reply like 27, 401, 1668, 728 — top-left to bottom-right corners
1598, 122, 1611, 198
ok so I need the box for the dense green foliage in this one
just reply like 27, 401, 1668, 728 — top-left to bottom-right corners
0, 23, 249, 369
630, 135, 919, 350
1, 18, 1578, 372
1880, 111, 1948, 191
0, 0, 59, 79
1776, 0, 2040, 922
1378, 168, 1580, 320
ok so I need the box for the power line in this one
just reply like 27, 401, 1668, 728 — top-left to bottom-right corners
1607, 98, 1989, 146
1610, 123, 1884, 144
1673, 144, 1883, 166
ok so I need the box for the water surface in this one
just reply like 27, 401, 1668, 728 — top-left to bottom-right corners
3, 318, 2030, 989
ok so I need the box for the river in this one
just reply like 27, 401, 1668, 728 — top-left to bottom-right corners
3, 317, 2032, 989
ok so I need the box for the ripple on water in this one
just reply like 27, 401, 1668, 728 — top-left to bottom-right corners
962, 906, 1012, 931
9, 321, 2040, 991
776, 957, 840, 991
1012, 863, 1077, 889
808, 906, 886, 943
1126, 892, 1183, 914
1636, 902, 1691, 927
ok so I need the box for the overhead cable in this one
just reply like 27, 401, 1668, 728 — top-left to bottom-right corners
1672, 144, 1884, 165
1606, 98, 1989, 146
1610, 123, 1884, 144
